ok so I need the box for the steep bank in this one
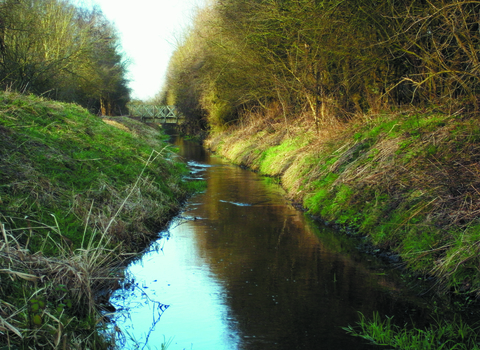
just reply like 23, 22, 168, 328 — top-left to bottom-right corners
0, 92, 196, 348
206, 109, 480, 297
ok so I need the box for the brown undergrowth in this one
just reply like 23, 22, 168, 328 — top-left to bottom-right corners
206, 106, 480, 296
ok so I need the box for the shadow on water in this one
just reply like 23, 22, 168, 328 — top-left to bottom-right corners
110, 135, 431, 350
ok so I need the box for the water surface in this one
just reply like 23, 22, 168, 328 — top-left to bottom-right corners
111, 136, 428, 349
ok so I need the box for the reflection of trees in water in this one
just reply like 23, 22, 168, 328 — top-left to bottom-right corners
186, 168, 424, 348
167, 137, 428, 349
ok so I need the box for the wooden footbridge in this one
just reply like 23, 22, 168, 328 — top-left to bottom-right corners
127, 104, 185, 124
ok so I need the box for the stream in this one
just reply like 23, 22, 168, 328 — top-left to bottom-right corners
110, 135, 430, 350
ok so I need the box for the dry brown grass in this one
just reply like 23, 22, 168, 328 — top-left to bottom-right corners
206, 107, 349, 198
102, 116, 169, 150
102, 119, 132, 134
0, 218, 122, 348
0, 148, 177, 347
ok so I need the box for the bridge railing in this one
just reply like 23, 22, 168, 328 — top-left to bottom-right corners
127, 104, 184, 124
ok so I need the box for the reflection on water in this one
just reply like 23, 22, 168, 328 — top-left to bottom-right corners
111, 136, 428, 349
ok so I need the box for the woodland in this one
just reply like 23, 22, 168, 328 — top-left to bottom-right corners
0, 0, 130, 115
163, 0, 480, 131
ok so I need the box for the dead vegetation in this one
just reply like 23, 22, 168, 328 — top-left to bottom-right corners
0, 217, 123, 348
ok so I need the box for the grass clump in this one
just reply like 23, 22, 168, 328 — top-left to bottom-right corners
0, 92, 196, 348
344, 312, 480, 350
0, 221, 121, 349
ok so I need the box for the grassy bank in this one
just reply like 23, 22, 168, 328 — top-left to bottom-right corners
205, 108, 480, 348
206, 108, 480, 297
0, 92, 195, 348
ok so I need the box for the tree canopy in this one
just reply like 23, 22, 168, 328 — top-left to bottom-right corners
0, 0, 130, 115
163, 0, 480, 131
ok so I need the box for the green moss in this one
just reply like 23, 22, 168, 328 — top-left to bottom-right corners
304, 189, 330, 215
361, 117, 400, 140
257, 136, 306, 174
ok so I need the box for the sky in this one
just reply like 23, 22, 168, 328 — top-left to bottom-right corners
85, 0, 205, 101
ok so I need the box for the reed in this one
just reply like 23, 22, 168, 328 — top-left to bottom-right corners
0, 217, 120, 348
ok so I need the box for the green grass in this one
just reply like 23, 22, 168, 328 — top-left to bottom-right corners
0, 92, 200, 349
344, 312, 480, 350
259, 136, 307, 174
0, 93, 194, 252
